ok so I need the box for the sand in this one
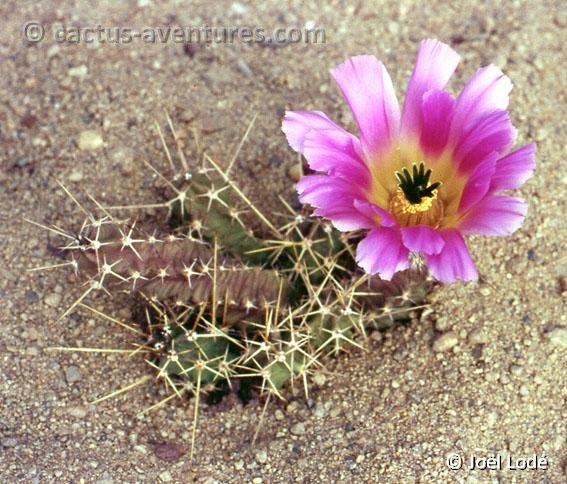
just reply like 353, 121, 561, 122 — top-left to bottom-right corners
1, 0, 565, 482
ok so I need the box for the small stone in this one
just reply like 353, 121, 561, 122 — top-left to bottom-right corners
252, 478, 262, 484
68, 169, 83, 181
153, 441, 185, 462
510, 365, 523, 376
287, 164, 302, 182
158, 471, 172, 482
312, 372, 327, 386
468, 328, 489, 345
47, 45, 61, 58
535, 128, 549, 142
313, 403, 326, 418
519, 385, 530, 397
234, 460, 244, 470
67, 406, 87, 418
290, 422, 306, 436
391, 380, 400, 389
25, 290, 39, 304
236, 58, 253, 77
356, 454, 365, 464
479, 287, 491, 296
201, 113, 221, 134
65, 365, 81, 384
432, 331, 459, 352
255, 450, 268, 464
274, 409, 285, 421
387, 21, 400, 35
1, 437, 18, 448
434, 316, 451, 332
68, 65, 88, 77
547, 327, 567, 348
79, 130, 104, 150
45, 293, 62, 308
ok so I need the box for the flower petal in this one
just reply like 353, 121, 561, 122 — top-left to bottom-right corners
401, 39, 460, 139
489, 143, 536, 193
282, 111, 335, 152
451, 64, 513, 138
331, 55, 400, 157
401, 225, 445, 255
425, 230, 478, 283
355, 227, 409, 280
419, 89, 456, 157
458, 152, 497, 213
453, 110, 515, 174
352, 199, 397, 227
458, 195, 528, 236
297, 175, 373, 231
282, 111, 370, 185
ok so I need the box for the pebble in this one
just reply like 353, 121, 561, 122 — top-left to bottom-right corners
313, 403, 326, 418
65, 365, 81, 384
255, 450, 268, 464
1, 437, 18, 448
79, 130, 104, 150
290, 422, 306, 436
234, 460, 244, 470
434, 316, 451, 332
287, 164, 302, 182
274, 409, 285, 421
432, 331, 458, 352
547, 327, 567, 348
67, 406, 87, 418
68, 65, 88, 78
519, 385, 530, 397
479, 287, 491, 296
468, 328, 489, 345
158, 471, 172, 482
236, 58, 253, 77
25, 290, 39, 304
312, 372, 327, 386
68, 169, 83, 181
252, 478, 262, 484
44, 293, 62, 307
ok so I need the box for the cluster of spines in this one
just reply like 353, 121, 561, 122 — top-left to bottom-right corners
33, 116, 433, 458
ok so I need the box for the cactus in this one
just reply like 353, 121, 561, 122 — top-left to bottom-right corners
30, 117, 433, 458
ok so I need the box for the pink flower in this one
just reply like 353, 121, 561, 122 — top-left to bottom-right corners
282, 39, 536, 283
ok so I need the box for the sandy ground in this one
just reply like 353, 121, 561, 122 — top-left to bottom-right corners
1, 0, 566, 482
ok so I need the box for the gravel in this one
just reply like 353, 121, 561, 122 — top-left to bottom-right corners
2, 1, 564, 483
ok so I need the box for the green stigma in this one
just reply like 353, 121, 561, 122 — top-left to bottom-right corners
395, 162, 441, 205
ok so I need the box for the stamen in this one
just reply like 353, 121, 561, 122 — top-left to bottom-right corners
395, 162, 441, 205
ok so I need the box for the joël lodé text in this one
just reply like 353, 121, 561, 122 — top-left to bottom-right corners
468, 453, 548, 471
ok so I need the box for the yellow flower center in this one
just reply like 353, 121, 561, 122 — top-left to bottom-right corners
389, 187, 444, 227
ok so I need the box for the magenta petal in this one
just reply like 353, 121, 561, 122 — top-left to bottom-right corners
352, 199, 397, 227
458, 152, 497, 213
401, 39, 460, 139
297, 175, 373, 231
453, 110, 515, 174
282, 111, 335, 151
489, 143, 536, 193
331, 55, 400, 157
451, 65, 513, 137
401, 225, 445, 255
355, 227, 409, 280
425, 230, 478, 283
282, 111, 371, 187
419, 89, 455, 157
459, 195, 528, 236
